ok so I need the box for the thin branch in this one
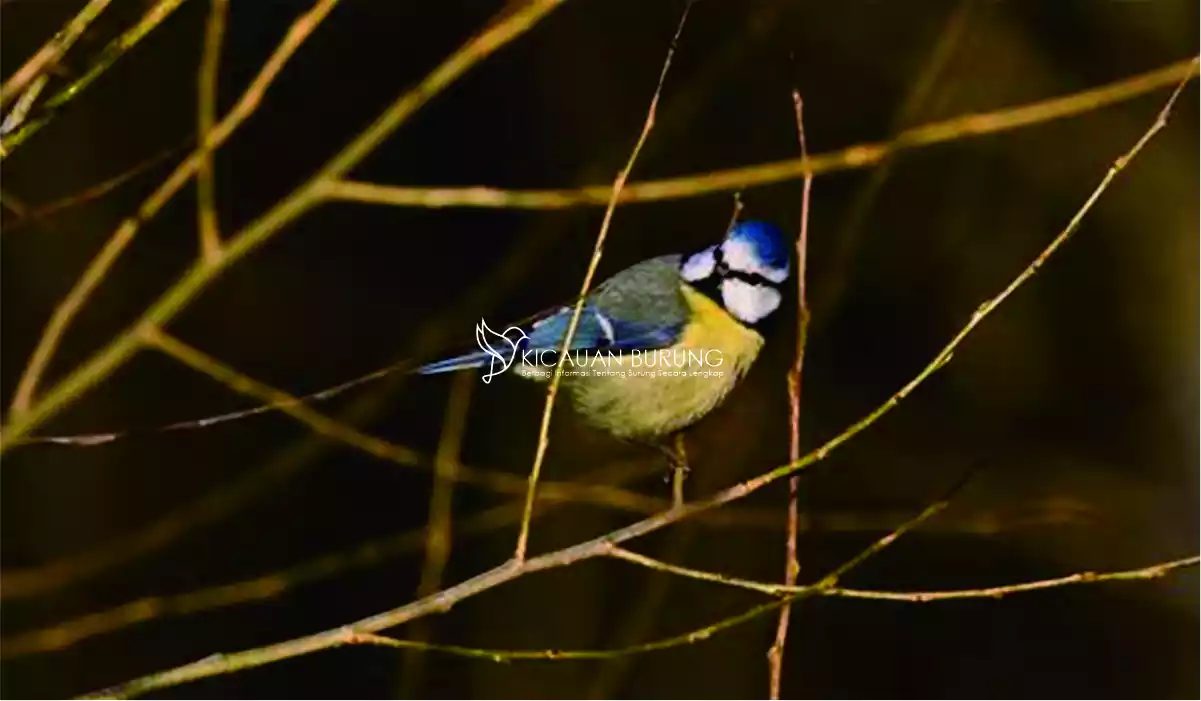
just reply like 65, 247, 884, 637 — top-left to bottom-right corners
514, 0, 693, 562
833, 555, 1201, 602
1, 0, 566, 450
322, 57, 1198, 210
609, 546, 785, 595
0, 0, 113, 108
21, 356, 406, 446
137, 326, 586, 499
76, 61, 1194, 699
196, 0, 229, 262
1, 74, 49, 138
1, 0, 192, 156
0, 189, 29, 218
2, 139, 189, 233
4, 0, 342, 421
768, 85, 813, 699
611, 548, 1199, 604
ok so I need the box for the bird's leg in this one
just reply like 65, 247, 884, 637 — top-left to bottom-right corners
659, 433, 689, 509
628, 434, 689, 508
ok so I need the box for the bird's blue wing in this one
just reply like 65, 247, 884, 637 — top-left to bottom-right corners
416, 304, 682, 376
526, 304, 683, 352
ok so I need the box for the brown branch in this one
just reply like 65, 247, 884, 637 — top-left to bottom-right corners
0, 0, 113, 108
5, 0, 343, 420
322, 57, 1198, 210
2, 140, 189, 234
768, 85, 814, 699
196, 0, 229, 262
135, 326, 650, 502
1, 74, 48, 138
74, 58, 1195, 699
610, 548, 1200, 604
833, 555, 1201, 601
515, 0, 693, 562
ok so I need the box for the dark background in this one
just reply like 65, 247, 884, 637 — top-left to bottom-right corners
2, 0, 1198, 697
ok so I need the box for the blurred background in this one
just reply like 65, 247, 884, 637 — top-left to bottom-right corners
1, 0, 1198, 697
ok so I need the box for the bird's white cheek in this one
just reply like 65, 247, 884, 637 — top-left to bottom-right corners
681, 248, 717, 282
721, 279, 780, 324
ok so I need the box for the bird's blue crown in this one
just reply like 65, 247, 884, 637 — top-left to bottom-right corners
728, 220, 789, 271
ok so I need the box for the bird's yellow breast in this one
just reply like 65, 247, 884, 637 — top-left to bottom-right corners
562, 283, 764, 439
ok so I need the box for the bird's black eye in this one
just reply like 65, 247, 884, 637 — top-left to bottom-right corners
715, 261, 730, 277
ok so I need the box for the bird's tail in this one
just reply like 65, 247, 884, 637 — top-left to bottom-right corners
415, 352, 491, 375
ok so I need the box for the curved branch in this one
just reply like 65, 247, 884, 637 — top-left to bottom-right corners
323, 57, 1199, 210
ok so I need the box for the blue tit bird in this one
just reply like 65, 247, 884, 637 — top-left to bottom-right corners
418, 220, 792, 441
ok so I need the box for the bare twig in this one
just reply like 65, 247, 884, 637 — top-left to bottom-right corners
833, 555, 1201, 601
608, 548, 1200, 604
75, 59, 1195, 699
514, 0, 693, 562
197, 0, 229, 262
1, 74, 49, 138
322, 58, 1198, 210
137, 327, 595, 499
5, 0, 342, 421
0, 0, 113, 108
19, 355, 404, 447
768, 85, 814, 699
609, 545, 786, 595
1, 0, 565, 450
2, 139, 189, 233
1, 0, 191, 156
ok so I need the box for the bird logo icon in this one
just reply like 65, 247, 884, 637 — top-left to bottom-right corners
474, 319, 529, 384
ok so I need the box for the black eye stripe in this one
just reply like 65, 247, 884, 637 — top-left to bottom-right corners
712, 245, 775, 286
711, 244, 772, 287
